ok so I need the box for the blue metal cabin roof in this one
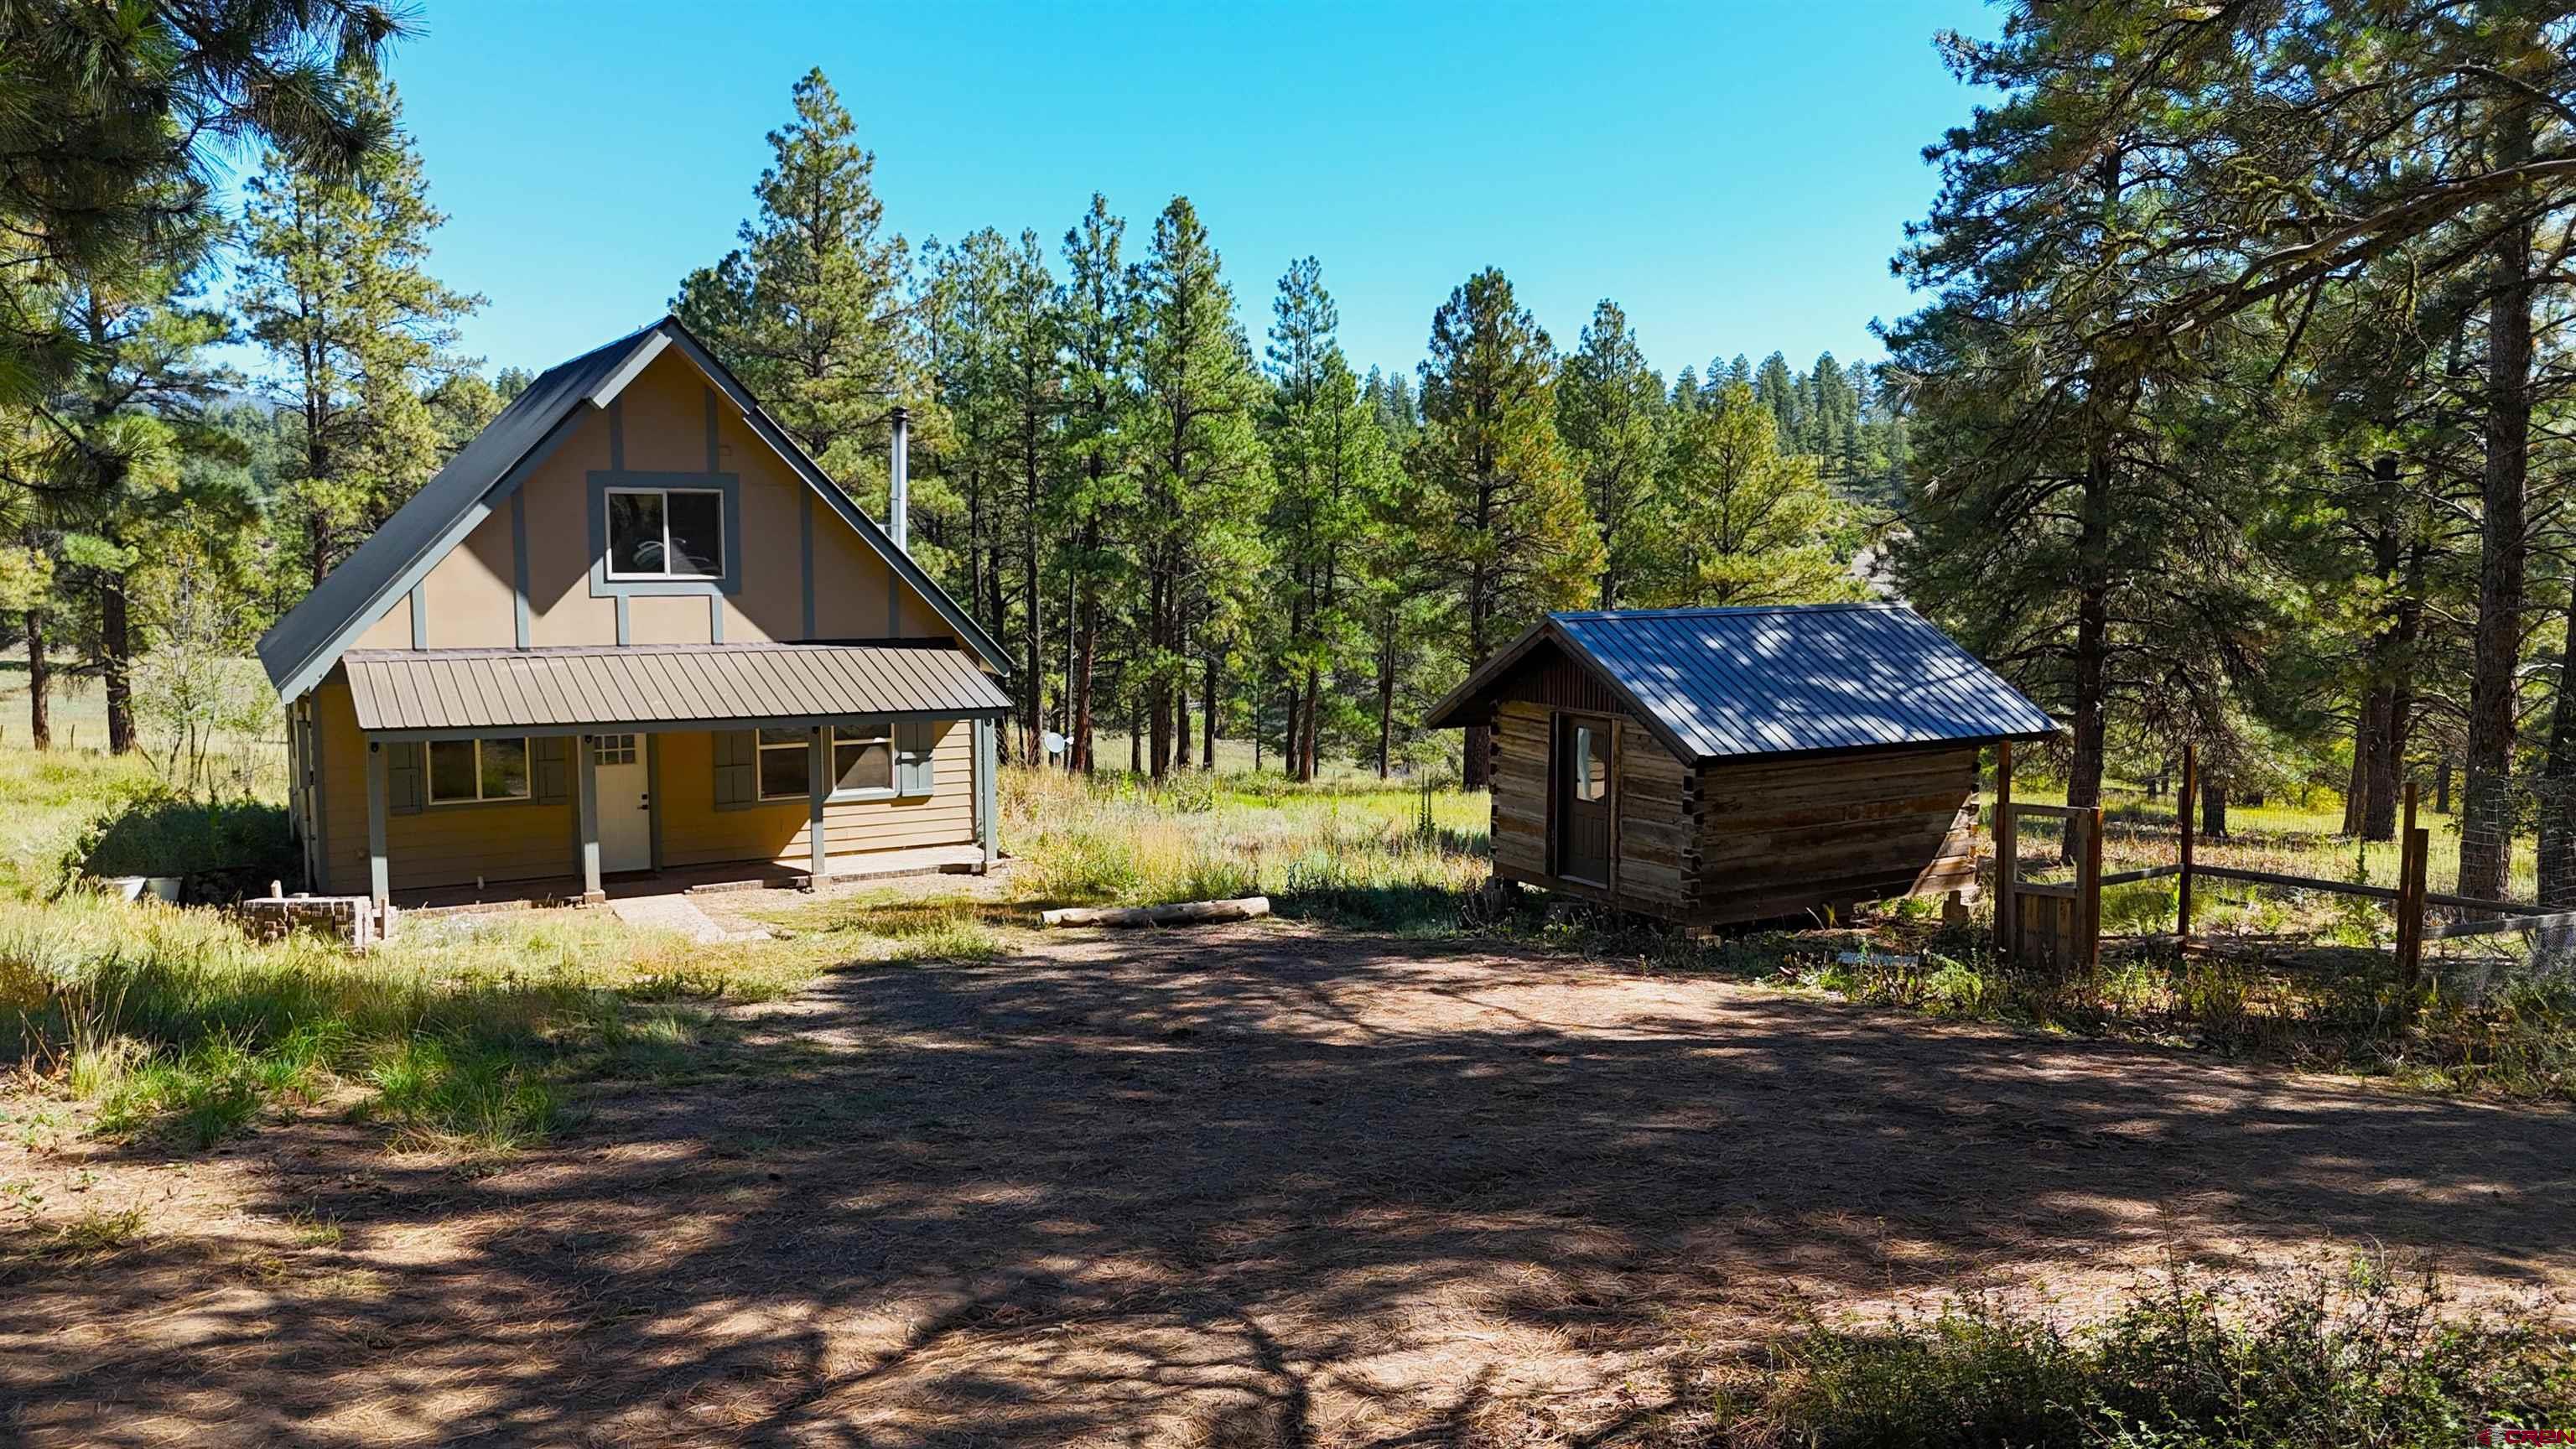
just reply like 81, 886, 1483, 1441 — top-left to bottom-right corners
1427, 603, 2056, 762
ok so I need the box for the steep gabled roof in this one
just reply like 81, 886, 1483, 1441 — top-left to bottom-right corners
1426, 603, 2056, 763
256, 317, 1013, 699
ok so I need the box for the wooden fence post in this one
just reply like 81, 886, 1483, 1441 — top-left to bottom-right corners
1994, 740, 2016, 960
2395, 782, 2427, 1002
2083, 803, 2104, 974
2178, 742, 2196, 946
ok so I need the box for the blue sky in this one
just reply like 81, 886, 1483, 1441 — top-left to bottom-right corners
293, 0, 1995, 383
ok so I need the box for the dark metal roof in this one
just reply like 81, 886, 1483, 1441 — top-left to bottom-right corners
344, 643, 1010, 735
1426, 604, 2056, 762
256, 316, 1015, 700
256, 326, 652, 699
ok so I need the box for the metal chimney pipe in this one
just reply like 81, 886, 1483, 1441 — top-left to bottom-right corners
887, 405, 911, 554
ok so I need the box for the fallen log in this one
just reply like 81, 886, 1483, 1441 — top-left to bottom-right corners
1040, 896, 1271, 929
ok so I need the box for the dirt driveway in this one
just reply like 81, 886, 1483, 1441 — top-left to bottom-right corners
7, 922, 2574, 1446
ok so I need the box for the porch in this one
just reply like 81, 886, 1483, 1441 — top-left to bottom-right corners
397, 843, 995, 915
299, 642, 1012, 906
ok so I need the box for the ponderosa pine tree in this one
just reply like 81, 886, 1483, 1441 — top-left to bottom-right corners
1261, 258, 1397, 778
1406, 267, 1598, 787
1130, 196, 1268, 776
673, 69, 910, 506
1649, 381, 1859, 608
238, 68, 481, 595
1056, 195, 1137, 774
1556, 300, 1668, 609
0, 1, 401, 416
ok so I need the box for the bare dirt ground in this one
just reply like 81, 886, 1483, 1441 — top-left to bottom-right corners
5, 921, 2573, 1446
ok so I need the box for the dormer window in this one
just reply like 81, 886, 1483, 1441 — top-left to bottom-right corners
607, 487, 724, 579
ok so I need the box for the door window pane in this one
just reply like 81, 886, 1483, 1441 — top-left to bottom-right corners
664, 491, 723, 576
478, 737, 530, 799
429, 740, 477, 802
1575, 725, 1607, 802
608, 491, 663, 574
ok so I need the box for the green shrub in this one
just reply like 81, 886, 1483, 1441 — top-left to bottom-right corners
1738, 1259, 2576, 1448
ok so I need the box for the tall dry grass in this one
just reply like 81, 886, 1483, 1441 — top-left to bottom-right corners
1001, 765, 1490, 930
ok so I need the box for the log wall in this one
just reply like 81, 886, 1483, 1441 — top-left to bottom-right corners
1483, 691, 1979, 928
1692, 743, 1980, 925
1489, 699, 1696, 918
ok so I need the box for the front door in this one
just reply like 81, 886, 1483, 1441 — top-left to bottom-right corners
593, 734, 652, 874
1555, 714, 1613, 885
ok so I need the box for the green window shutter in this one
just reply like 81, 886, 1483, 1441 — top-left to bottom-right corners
896, 721, 937, 797
388, 743, 424, 815
532, 737, 570, 803
713, 730, 756, 807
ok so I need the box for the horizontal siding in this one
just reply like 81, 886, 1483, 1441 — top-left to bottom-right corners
316, 673, 979, 892
657, 723, 976, 870
315, 676, 577, 894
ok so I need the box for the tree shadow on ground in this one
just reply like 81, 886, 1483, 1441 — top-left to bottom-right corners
6, 924, 2573, 1446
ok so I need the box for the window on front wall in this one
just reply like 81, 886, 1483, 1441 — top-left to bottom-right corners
833, 720, 892, 795
756, 727, 810, 800
757, 724, 898, 801
606, 487, 724, 579
428, 737, 531, 804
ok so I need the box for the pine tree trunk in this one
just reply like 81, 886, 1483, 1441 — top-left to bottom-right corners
2343, 730, 2370, 836
2064, 449, 2111, 857
1301, 661, 1321, 783
102, 572, 134, 755
1072, 593, 1097, 775
1130, 697, 1143, 775
1462, 558, 1492, 788
1022, 430, 1043, 766
23, 608, 49, 750
2200, 778, 2228, 839
2459, 99, 2535, 904
2358, 454, 2411, 843
2437, 759, 2452, 815
1282, 682, 1301, 778
1148, 570, 1171, 779
2537, 573, 2576, 907
1202, 652, 1218, 771
1376, 655, 1394, 781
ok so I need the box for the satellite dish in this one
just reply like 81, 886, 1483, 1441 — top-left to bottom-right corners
1042, 730, 1067, 757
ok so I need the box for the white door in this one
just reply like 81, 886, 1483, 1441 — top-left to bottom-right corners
593, 735, 652, 874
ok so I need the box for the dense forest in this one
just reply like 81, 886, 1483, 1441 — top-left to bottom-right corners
7, 3, 2576, 902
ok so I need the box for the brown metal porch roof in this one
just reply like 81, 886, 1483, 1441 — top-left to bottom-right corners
343, 642, 1010, 734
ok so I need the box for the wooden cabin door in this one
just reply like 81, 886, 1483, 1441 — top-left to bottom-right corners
1555, 714, 1613, 885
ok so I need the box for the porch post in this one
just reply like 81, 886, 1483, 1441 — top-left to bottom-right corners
577, 732, 603, 901
975, 716, 998, 872
365, 739, 389, 906
808, 725, 829, 886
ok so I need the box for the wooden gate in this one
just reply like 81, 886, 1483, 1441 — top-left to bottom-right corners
1992, 744, 2102, 973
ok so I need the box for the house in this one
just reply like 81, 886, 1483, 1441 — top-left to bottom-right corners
257, 317, 1015, 908
1426, 604, 2055, 928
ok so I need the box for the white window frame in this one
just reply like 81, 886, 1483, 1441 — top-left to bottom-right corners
828, 720, 896, 802
428, 735, 533, 806
604, 486, 725, 581
756, 728, 813, 802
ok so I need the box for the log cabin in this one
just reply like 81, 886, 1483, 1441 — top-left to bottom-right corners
1426, 604, 2055, 929
256, 316, 1015, 909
